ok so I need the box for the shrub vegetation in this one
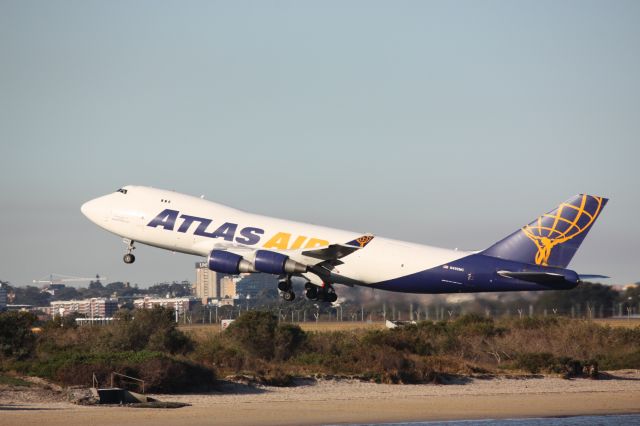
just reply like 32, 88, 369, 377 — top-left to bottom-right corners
1, 309, 639, 389
2, 307, 212, 392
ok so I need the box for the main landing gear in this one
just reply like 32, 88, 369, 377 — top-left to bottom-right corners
279, 276, 338, 303
123, 240, 136, 264
305, 282, 337, 303
278, 276, 295, 301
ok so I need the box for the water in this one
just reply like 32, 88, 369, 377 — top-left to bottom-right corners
344, 414, 640, 426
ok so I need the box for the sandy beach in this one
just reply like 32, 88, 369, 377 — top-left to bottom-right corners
1, 370, 640, 425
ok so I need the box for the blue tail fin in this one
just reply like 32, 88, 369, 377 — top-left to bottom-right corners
482, 194, 608, 268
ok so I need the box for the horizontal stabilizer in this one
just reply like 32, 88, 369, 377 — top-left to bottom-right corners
577, 274, 610, 281
497, 270, 572, 285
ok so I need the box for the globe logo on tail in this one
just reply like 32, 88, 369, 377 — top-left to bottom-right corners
522, 195, 605, 266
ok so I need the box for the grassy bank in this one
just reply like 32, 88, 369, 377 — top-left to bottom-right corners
192, 312, 640, 383
1, 309, 639, 390
0, 309, 215, 392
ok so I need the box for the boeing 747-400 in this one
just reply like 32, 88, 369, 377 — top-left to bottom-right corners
81, 186, 607, 302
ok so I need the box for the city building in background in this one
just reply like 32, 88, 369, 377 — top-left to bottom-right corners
194, 262, 245, 304
236, 273, 277, 299
219, 276, 237, 299
0, 283, 7, 311
47, 298, 118, 318
133, 296, 195, 315
194, 262, 278, 305
194, 262, 223, 302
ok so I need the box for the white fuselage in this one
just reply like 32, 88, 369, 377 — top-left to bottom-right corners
81, 185, 470, 287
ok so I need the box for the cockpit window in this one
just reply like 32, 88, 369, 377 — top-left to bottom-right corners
116, 188, 128, 194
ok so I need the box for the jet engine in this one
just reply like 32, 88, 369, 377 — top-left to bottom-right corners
208, 250, 255, 274
254, 250, 307, 275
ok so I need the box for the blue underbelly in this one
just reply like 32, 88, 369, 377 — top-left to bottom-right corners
368, 254, 577, 294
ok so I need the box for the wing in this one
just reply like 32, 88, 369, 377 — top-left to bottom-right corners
215, 234, 374, 264
207, 234, 374, 285
301, 234, 374, 261
297, 234, 375, 286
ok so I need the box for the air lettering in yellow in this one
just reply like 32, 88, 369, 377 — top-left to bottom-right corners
262, 232, 291, 249
290, 236, 307, 250
304, 238, 330, 248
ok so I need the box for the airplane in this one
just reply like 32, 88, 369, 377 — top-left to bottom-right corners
81, 186, 608, 302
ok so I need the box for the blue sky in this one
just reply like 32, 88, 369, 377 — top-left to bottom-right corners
1, 1, 638, 287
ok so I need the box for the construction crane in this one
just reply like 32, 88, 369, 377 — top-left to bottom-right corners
33, 273, 107, 287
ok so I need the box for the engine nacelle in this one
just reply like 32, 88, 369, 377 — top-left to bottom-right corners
254, 250, 307, 275
208, 250, 255, 274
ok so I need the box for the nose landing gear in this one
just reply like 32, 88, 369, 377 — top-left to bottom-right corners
123, 239, 136, 264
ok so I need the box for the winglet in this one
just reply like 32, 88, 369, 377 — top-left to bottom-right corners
345, 234, 375, 248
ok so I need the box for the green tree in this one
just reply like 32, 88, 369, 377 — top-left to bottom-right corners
51, 286, 80, 301
535, 282, 619, 316
107, 307, 193, 354
11, 286, 51, 306
44, 312, 84, 329
105, 282, 126, 292
0, 311, 37, 359
88, 280, 104, 290
620, 285, 640, 305
223, 311, 308, 361
226, 311, 278, 359
147, 282, 192, 297
274, 323, 307, 361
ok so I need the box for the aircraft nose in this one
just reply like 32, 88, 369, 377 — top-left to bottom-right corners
80, 200, 90, 216
81, 199, 93, 217
81, 198, 103, 223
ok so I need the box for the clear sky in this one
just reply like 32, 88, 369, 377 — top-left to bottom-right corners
1, 1, 638, 288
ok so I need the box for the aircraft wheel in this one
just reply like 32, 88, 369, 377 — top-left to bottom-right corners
305, 286, 318, 300
123, 253, 135, 264
327, 292, 338, 303
278, 280, 291, 292
282, 290, 295, 302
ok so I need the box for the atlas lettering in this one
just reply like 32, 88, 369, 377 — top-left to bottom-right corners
147, 209, 328, 249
